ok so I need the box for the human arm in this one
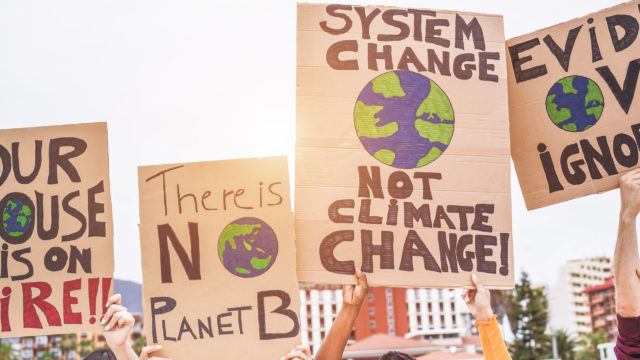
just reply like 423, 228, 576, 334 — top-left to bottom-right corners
314, 269, 368, 360
101, 294, 138, 360
462, 273, 511, 360
616, 169, 640, 317
101, 295, 169, 360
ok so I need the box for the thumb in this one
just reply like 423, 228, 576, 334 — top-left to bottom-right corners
636, 268, 640, 279
471, 273, 484, 291
343, 285, 353, 302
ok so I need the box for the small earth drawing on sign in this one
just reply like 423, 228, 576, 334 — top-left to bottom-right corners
1, 194, 34, 243
217, 217, 278, 278
353, 70, 455, 169
545, 75, 604, 132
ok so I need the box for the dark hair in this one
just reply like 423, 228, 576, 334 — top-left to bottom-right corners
380, 351, 416, 360
84, 349, 117, 360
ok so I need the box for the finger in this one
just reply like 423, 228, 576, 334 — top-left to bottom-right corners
105, 312, 122, 331
636, 268, 640, 279
116, 312, 134, 328
625, 168, 640, 178
140, 345, 162, 360
105, 294, 121, 308
283, 351, 306, 360
101, 304, 125, 325
355, 268, 369, 291
471, 273, 484, 291
342, 285, 353, 302
465, 290, 477, 304
105, 311, 128, 331
295, 345, 311, 358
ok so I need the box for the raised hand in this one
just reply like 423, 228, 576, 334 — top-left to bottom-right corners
461, 273, 494, 322
342, 268, 369, 308
280, 345, 312, 360
620, 169, 640, 219
102, 294, 135, 349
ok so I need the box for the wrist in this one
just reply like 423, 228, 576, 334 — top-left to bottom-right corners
341, 302, 363, 316
620, 210, 637, 223
475, 308, 494, 322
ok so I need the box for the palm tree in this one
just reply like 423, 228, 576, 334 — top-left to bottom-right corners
554, 329, 577, 360
576, 330, 608, 360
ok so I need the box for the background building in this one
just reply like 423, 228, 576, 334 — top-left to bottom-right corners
584, 277, 617, 340
299, 285, 474, 355
549, 257, 612, 335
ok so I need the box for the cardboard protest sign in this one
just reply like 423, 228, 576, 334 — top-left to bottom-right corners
507, 1, 640, 209
0, 122, 114, 337
296, 4, 513, 288
138, 156, 300, 359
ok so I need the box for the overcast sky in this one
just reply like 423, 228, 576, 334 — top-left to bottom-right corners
0, 0, 627, 286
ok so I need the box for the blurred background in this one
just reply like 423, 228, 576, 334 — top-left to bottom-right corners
0, 0, 627, 359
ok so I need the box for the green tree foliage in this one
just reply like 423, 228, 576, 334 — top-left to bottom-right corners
133, 336, 147, 356
509, 272, 551, 359
0, 342, 14, 360
555, 329, 577, 360
60, 334, 77, 359
576, 330, 608, 360
79, 339, 94, 358
38, 350, 54, 360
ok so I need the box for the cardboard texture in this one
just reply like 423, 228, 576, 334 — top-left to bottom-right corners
507, 1, 640, 209
138, 156, 300, 359
0, 122, 114, 337
296, 4, 513, 288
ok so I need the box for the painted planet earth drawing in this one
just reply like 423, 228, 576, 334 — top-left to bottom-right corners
217, 217, 278, 278
354, 70, 455, 169
546, 75, 604, 132
1, 194, 34, 243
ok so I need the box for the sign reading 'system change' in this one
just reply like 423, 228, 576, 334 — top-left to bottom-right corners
296, 4, 513, 288
138, 156, 300, 359
0, 122, 114, 337
508, 1, 640, 209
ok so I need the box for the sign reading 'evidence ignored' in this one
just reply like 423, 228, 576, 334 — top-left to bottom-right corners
0, 122, 114, 337
508, 1, 640, 209
138, 156, 300, 359
296, 4, 513, 288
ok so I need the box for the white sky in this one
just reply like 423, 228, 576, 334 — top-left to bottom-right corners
0, 0, 627, 287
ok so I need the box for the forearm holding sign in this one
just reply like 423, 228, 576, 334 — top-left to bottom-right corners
101, 294, 137, 360
462, 274, 510, 360
615, 170, 640, 317
315, 269, 368, 360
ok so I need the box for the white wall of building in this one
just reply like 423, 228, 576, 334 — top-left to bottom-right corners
549, 257, 612, 335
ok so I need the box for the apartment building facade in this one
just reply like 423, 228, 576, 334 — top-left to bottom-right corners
299, 285, 471, 353
549, 257, 612, 335
584, 277, 617, 340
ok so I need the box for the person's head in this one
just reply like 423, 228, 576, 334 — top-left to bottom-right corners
84, 349, 116, 360
380, 351, 416, 360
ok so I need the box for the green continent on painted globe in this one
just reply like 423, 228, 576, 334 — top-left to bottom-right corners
354, 70, 455, 169
2, 198, 33, 240
546, 75, 604, 132
217, 217, 278, 278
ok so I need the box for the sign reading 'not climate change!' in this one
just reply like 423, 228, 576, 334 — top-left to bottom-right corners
296, 4, 513, 288
508, 1, 640, 209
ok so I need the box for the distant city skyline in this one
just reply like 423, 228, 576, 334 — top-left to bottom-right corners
0, 0, 624, 286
